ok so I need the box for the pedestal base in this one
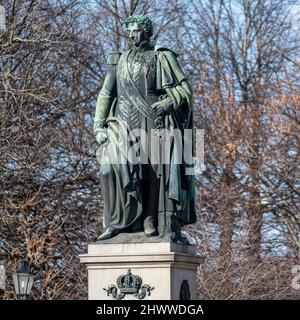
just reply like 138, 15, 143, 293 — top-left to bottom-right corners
79, 242, 204, 300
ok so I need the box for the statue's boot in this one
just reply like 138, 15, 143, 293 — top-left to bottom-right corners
158, 212, 189, 244
97, 227, 119, 241
143, 219, 158, 237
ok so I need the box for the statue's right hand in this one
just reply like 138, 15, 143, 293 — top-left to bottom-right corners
96, 128, 108, 146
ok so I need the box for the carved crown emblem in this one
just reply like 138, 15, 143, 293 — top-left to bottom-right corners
117, 269, 142, 293
103, 269, 154, 300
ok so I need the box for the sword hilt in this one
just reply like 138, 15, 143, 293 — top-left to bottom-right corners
155, 116, 164, 129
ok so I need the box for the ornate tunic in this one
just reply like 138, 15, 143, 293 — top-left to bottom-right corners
116, 48, 158, 131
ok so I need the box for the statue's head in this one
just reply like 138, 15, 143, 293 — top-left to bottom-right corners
124, 15, 153, 47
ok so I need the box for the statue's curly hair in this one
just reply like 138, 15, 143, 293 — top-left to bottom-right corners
124, 15, 153, 38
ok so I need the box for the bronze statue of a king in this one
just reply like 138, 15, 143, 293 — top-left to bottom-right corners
93, 15, 196, 242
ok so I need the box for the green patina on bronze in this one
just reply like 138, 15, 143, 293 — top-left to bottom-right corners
124, 15, 153, 37
93, 15, 196, 242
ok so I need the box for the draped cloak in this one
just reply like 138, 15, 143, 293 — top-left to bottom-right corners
94, 46, 196, 232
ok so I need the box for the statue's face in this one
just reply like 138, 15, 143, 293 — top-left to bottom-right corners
127, 22, 145, 47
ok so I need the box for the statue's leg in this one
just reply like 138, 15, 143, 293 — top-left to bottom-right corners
96, 167, 120, 241
158, 211, 187, 243
97, 163, 143, 241
157, 165, 189, 244
141, 164, 159, 237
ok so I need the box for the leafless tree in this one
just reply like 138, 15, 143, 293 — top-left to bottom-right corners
0, 0, 299, 299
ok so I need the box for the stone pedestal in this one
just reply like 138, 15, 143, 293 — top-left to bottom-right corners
79, 241, 204, 300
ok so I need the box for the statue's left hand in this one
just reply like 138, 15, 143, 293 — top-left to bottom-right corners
151, 97, 173, 116
96, 128, 108, 146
